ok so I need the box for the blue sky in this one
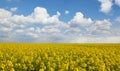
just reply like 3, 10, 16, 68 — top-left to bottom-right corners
0, 0, 120, 43
1, 0, 119, 20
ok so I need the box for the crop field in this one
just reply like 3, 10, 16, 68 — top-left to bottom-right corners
0, 43, 120, 71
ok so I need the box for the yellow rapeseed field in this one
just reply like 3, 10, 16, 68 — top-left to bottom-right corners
0, 43, 120, 71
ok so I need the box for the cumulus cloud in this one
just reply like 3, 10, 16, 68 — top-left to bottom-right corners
0, 7, 63, 25
0, 7, 68, 42
0, 8, 12, 18
98, 0, 113, 13
0, 27, 12, 32
15, 29, 24, 33
88, 19, 111, 31
87, 19, 112, 36
111, 28, 120, 36
41, 26, 60, 33
115, 0, 120, 6
10, 7, 18, 12
69, 12, 93, 27
65, 10, 69, 15
94, 19, 112, 30
0, 7, 120, 43
28, 7, 62, 24
26, 32, 39, 38
65, 28, 81, 36
115, 16, 120, 23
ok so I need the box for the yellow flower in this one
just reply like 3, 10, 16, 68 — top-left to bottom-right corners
6, 60, 13, 67
10, 68, 15, 71
39, 68, 44, 71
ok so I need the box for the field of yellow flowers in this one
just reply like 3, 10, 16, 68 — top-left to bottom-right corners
0, 43, 120, 71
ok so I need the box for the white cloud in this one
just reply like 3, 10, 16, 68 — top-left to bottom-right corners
27, 27, 35, 32
0, 8, 12, 18
26, 32, 39, 38
0, 7, 120, 43
30, 7, 49, 24
115, 0, 120, 6
26, 7, 62, 25
0, 27, 12, 32
115, 16, 120, 23
10, 7, 18, 12
94, 19, 112, 30
65, 10, 69, 15
0, 7, 67, 42
111, 28, 120, 35
65, 28, 81, 35
86, 19, 112, 36
56, 35, 120, 43
69, 12, 93, 27
35, 27, 41, 33
14, 27, 39, 38
0, 7, 65, 27
98, 0, 113, 13
1, 7, 63, 26
11, 15, 31, 24
41, 26, 60, 33
15, 29, 24, 33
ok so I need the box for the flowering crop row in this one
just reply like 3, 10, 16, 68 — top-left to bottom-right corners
0, 43, 120, 71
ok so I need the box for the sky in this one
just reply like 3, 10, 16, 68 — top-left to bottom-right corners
0, 0, 120, 43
